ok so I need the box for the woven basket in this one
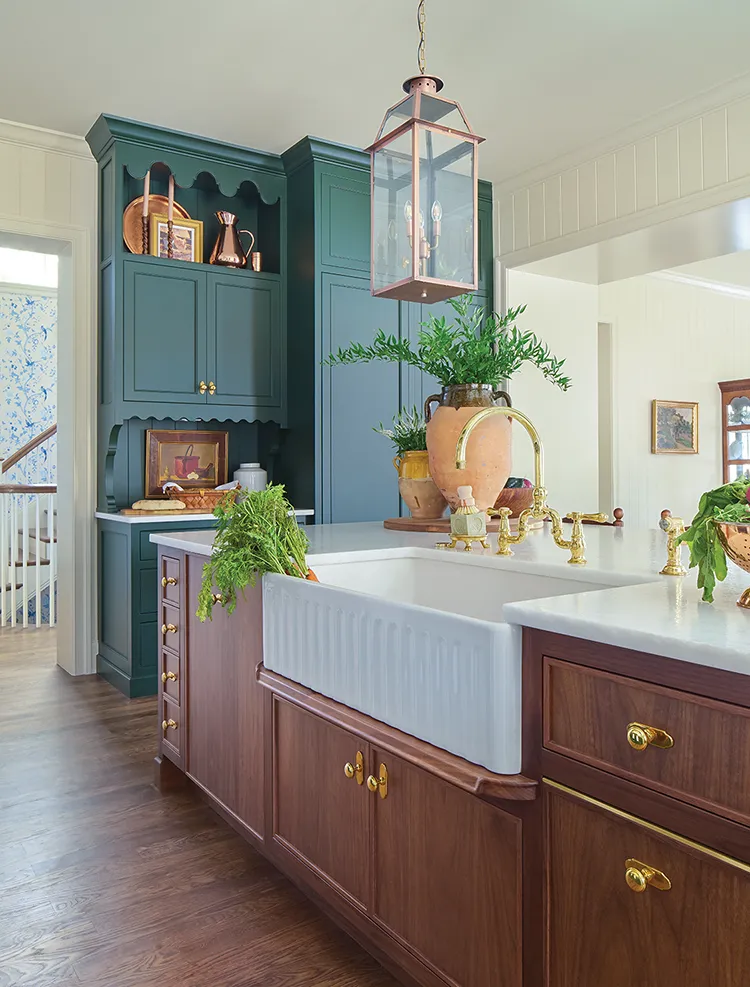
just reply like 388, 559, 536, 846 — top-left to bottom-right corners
167, 485, 240, 511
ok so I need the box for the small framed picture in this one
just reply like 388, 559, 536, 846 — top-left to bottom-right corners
145, 429, 228, 498
652, 400, 699, 454
149, 213, 203, 263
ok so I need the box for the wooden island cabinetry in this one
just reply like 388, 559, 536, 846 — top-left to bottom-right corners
155, 546, 750, 987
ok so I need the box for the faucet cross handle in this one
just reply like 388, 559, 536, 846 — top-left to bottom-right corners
560, 511, 609, 566
566, 512, 609, 525
488, 506, 515, 556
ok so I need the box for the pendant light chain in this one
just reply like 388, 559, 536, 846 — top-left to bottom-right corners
417, 0, 426, 75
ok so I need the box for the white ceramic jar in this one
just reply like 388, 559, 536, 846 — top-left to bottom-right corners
233, 462, 267, 491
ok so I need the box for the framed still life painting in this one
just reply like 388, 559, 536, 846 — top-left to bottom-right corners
651, 400, 699, 454
145, 430, 228, 497
149, 213, 203, 263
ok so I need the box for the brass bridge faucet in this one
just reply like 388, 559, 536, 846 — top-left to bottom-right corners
454, 406, 608, 565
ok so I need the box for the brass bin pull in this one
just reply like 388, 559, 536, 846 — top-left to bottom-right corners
344, 751, 365, 785
367, 763, 388, 799
161, 576, 178, 588
625, 858, 671, 893
162, 719, 178, 732
627, 721, 674, 751
161, 671, 177, 684
161, 623, 178, 635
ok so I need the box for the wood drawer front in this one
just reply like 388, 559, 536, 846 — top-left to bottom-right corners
161, 650, 180, 704
160, 603, 181, 655
545, 782, 750, 987
544, 658, 750, 824
161, 697, 182, 765
160, 556, 181, 607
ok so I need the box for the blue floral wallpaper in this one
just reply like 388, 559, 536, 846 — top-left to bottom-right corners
0, 287, 57, 482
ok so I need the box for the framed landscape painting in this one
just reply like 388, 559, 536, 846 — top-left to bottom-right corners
652, 400, 699, 454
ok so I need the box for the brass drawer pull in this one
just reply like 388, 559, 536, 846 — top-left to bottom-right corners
162, 718, 178, 732
161, 576, 178, 588
161, 671, 177, 684
367, 763, 388, 799
625, 858, 671, 893
211, 592, 223, 604
626, 721, 674, 751
344, 750, 365, 785
161, 623, 178, 635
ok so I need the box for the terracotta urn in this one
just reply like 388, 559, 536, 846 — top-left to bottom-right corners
425, 385, 512, 512
393, 450, 447, 520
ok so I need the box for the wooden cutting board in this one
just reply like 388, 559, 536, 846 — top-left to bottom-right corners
383, 516, 538, 533
118, 508, 217, 516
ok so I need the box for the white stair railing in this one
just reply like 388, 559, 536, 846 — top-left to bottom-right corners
0, 484, 57, 627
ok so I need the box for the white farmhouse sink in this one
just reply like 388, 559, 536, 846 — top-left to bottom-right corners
263, 548, 613, 773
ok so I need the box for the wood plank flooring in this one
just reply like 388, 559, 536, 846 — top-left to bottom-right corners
0, 630, 399, 987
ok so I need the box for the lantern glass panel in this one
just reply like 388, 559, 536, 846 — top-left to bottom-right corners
372, 129, 415, 292
377, 94, 416, 139
417, 126, 474, 285
418, 93, 470, 131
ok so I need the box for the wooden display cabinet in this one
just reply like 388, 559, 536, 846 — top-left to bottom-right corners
719, 378, 750, 483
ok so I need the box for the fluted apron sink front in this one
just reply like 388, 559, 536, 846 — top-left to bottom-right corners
263, 549, 613, 773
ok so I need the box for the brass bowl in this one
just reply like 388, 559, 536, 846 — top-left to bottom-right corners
714, 521, 750, 609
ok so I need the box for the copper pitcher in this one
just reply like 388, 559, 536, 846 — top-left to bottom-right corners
209, 211, 255, 268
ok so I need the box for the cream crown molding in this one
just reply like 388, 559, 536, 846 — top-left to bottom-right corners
0, 117, 93, 160
493, 70, 750, 195
651, 270, 750, 300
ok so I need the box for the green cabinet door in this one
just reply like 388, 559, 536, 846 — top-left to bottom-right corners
318, 169, 371, 273
123, 259, 207, 405
206, 272, 282, 410
321, 272, 401, 523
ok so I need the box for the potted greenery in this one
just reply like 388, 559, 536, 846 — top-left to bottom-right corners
196, 484, 315, 622
678, 476, 750, 606
327, 294, 571, 511
374, 406, 447, 519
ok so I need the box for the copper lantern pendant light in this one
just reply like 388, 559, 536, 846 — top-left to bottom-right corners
367, 0, 485, 303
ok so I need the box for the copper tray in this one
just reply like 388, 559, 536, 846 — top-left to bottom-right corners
123, 194, 191, 254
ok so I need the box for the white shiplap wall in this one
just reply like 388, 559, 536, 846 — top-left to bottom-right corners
496, 86, 750, 265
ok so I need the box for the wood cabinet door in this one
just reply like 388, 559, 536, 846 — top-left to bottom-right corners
273, 698, 371, 911
372, 750, 522, 987
185, 554, 265, 841
206, 272, 282, 411
123, 259, 207, 405
545, 783, 750, 987
321, 272, 401, 523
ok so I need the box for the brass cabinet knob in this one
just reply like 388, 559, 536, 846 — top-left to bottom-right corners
161, 671, 177, 684
625, 858, 671, 893
366, 763, 388, 799
626, 721, 674, 751
161, 576, 178, 588
343, 751, 364, 785
208, 381, 216, 396
211, 592, 223, 604
162, 719, 178, 732
199, 380, 208, 394
161, 623, 178, 635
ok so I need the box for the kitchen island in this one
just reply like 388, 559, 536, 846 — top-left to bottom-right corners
150, 522, 750, 987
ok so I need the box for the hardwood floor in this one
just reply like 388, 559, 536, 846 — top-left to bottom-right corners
0, 630, 399, 987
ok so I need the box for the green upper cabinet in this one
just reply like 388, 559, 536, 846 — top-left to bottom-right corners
124, 258, 206, 405
207, 271, 282, 410
318, 169, 371, 273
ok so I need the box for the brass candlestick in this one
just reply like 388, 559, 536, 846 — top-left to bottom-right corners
141, 215, 149, 255
167, 219, 174, 259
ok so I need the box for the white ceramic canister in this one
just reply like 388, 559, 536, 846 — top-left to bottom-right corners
233, 462, 267, 491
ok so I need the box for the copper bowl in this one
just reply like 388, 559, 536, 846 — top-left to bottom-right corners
493, 485, 534, 518
714, 521, 750, 609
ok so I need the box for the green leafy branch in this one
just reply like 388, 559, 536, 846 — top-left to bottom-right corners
324, 294, 572, 391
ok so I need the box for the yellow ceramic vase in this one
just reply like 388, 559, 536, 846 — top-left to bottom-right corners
393, 451, 447, 520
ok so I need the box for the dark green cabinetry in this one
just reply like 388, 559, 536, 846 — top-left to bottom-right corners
97, 517, 213, 698
281, 138, 493, 523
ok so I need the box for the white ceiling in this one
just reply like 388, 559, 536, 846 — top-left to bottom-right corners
3, 1, 750, 183
666, 250, 750, 290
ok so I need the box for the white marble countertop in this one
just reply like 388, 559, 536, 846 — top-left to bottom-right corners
96, 509, 314, 525
150, 521, 750, 675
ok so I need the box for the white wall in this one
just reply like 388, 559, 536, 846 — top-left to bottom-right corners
0, 118, 97, 674
599, 275, 750, 529
506, 270, 600, 515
